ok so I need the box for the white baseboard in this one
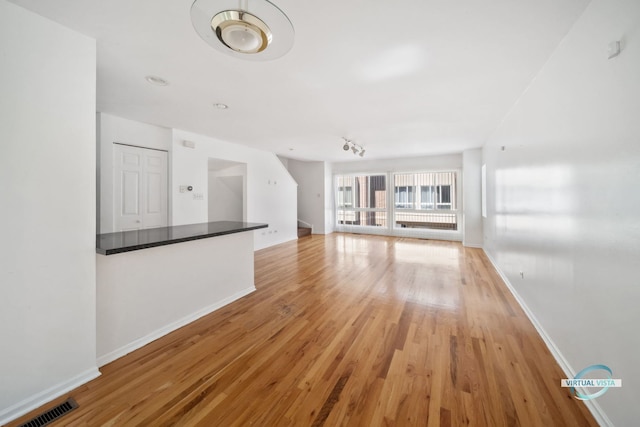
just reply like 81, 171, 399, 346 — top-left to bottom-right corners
0, 367, 100, 426
255, 235, 297, 251
482, 249, 613, 427
97, 286, 256, 367
462, 242, 483, 248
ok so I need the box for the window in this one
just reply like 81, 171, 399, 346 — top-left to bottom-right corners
394, 186, 414, 208
420, 185, 452, 209
394, 172, 457, 230
337, 186, 353, 208
438, 185, 450, 207
335, 171, 459, 234
420, 186, 434, 209
335, 174, 387, 227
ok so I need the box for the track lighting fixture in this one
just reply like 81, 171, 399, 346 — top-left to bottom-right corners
340, 137, 366, 157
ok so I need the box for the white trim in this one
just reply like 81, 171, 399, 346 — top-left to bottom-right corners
97, 286, 256, 367
483, 249, 613, 427
462, 243, 483, 248
0, 367, 101, 426
481, 164, 487, 218
334, 226, 462, 242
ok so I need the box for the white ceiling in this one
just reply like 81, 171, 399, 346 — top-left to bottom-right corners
10, 0, 589, 162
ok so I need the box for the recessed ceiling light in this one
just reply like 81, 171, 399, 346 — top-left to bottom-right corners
213, 103, 229, 109
191, 0, 294, 61
145, 75, 169, 86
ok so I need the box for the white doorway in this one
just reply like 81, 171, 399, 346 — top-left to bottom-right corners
113, 143, 168, 231
208, 158, 246, 222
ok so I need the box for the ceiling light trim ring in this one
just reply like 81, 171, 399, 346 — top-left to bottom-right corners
191, 0, 294, 61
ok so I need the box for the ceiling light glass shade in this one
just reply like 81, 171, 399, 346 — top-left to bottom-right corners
351, 146, 359, 154
212, 11, 271, 53
191, 0, 294, 61
343, 143, 350, 151
359, 150, 365, 157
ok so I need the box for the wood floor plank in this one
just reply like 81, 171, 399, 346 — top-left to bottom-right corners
7, 234, 599, 427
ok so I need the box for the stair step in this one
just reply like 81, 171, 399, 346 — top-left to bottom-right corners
297, 227, 312, 238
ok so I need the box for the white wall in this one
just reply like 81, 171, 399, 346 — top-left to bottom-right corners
462, 149, 483, 247
324, 162, 334, 234
332, 153, 462, 174
286, 159, 329, 234
97, 113, 172, 233
0, 2, 99, 423
173, 129, 297, 249
277, 155, 289, 169
97, 232, 255, 365
208, 164, 246, 222
483, 0, 640, 425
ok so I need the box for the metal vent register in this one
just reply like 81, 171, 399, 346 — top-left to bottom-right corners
18, 398, 78, 427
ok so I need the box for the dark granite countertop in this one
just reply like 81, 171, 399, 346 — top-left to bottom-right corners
97, 221, 268, 255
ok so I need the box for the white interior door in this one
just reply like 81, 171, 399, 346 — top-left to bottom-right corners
114, 143, 168, 231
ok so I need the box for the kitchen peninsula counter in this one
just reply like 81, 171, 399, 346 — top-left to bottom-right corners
96, 221, 267, 255
95, 221, 266, 366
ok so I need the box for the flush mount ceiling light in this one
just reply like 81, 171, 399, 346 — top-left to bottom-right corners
191, 0, 294, 61
212, 11, 271, 53
213, 102, 229, 109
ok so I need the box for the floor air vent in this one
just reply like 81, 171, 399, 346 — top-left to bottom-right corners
19, 398, 78, 427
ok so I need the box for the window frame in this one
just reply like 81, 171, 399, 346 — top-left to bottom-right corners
334, 170, 461, 238
391, 171, 458, 231
335, 174, 388, 228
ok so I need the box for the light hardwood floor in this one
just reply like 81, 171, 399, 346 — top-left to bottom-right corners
9, 234, 598, 426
